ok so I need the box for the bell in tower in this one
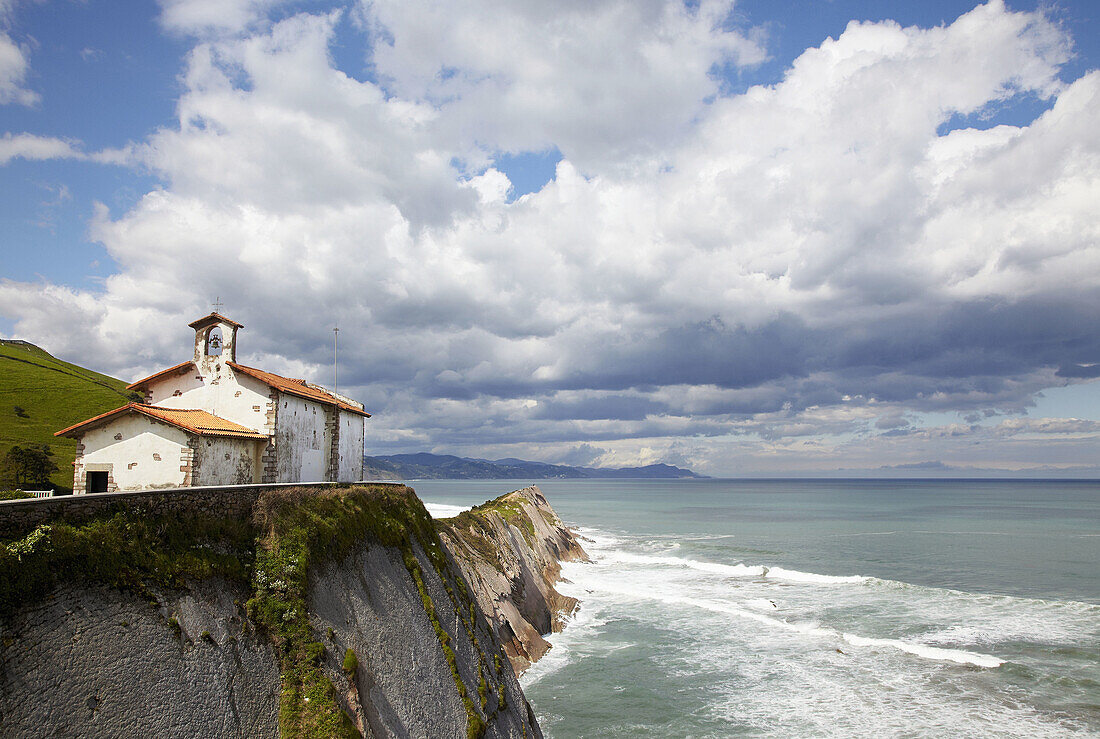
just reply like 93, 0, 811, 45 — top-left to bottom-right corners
206, 327, 223, 355
189, 311, 244, 367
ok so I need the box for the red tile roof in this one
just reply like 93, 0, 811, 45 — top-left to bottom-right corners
56, 403, 268, 439
228, 363, 371, 417
188, 312, 244, 329
137, 406, 268, 437
127, 361, 196, 390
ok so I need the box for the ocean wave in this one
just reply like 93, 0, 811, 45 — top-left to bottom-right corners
587, 583, 1004, 668
837, 633, 1003, 668
523, 502, 1098, 737
575, 546, 1094, 659
573, 527, 628, 549
567, 531, 1017, 668
862, 575, 1100, 610
606, 551, 869, 584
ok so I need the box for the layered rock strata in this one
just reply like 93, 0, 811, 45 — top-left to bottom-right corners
434, 486, 589, 672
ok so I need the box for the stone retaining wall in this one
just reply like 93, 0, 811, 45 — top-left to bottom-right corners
0, 481, 405, 540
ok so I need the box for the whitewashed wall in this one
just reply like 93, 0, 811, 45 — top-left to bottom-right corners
79, 415, 190, 491
274, 393, 328, 482
338, 412, 365, 482
192, 436, 264, 486
143, 368, 204, 406
147, 366, 271, 432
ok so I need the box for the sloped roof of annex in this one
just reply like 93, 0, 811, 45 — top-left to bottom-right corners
55, 403, 269, 440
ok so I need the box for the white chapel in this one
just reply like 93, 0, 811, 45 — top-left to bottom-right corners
56, 313, 369, 493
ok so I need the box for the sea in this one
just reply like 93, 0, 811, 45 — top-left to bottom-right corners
415, 478, 1100, 738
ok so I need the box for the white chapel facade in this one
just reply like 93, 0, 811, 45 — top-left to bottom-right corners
56, 313, 369, 493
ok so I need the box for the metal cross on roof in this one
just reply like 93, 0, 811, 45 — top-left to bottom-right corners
212, 296, 224, 312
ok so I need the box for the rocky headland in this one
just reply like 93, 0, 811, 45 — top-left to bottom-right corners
0, 483, 584, 738
434, 486, 588, 673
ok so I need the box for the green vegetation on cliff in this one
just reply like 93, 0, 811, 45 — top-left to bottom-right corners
435, 492, 538, 563
0, 509, 253, 620
0, 340, 138, 489
247, 484, 441, 738
342, 648, 359, 676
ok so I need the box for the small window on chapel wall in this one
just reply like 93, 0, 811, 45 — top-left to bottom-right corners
206, 326, 223, 356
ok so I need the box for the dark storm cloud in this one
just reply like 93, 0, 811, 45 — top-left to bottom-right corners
337, 289, 1100, 438
1057, 363, 1100, 379
575, 314, 813, 393
449, 293, 1100, 418
531, 394, 668, 421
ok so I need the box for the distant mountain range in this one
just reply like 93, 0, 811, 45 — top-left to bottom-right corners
363, 452, 707, 480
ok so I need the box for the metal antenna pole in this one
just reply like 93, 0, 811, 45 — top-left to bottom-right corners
333, 327, 339, 395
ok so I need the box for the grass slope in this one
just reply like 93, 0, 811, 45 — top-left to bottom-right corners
0, 340, 138, 489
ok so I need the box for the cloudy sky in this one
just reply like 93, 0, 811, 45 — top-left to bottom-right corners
1, 0, 1099, 476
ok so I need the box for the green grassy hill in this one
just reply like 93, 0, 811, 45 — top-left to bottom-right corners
0, 340, 138, 490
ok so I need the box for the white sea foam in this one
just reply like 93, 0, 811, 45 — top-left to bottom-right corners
572, 526, 626, 549
837, 633, 1003, 667
606, 551, 869, 584
765, 565, 869, 584
422, 501, 470, 518
520, 589, 608, 687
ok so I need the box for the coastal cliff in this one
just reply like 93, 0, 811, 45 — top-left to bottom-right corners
434, 486, 589, 672
0, 484, 548, 738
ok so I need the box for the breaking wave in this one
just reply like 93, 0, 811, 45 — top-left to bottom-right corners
606, 551, 870, 584
423, 501, 471, 518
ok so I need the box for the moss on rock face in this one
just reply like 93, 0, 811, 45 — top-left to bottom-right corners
0, 509, 254, 620
472, 498, 537, 545
438, 510, 501, 564
246, 483, 470, 738
238, 483, 505, 739
342, 648, 358, 676
431, 486, 588, 676
434, 493, 540, 568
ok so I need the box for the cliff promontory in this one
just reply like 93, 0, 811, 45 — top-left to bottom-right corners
0, 484, 553, 738
434, 486, 589, 672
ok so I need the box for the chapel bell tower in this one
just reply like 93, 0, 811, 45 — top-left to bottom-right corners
190, 312, 243, 366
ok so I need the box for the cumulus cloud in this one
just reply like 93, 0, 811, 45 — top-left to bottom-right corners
555, 443, 608, 468
0, 133, 81, 163
361, 0, 766, 171
0, 133, 135, 166
158, 0, 299, 36
0, 8, 36, 106
0, 281, 109, 355
1, 0, 1099, 474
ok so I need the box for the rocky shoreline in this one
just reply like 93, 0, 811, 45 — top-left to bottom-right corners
434, 486, 589, 673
